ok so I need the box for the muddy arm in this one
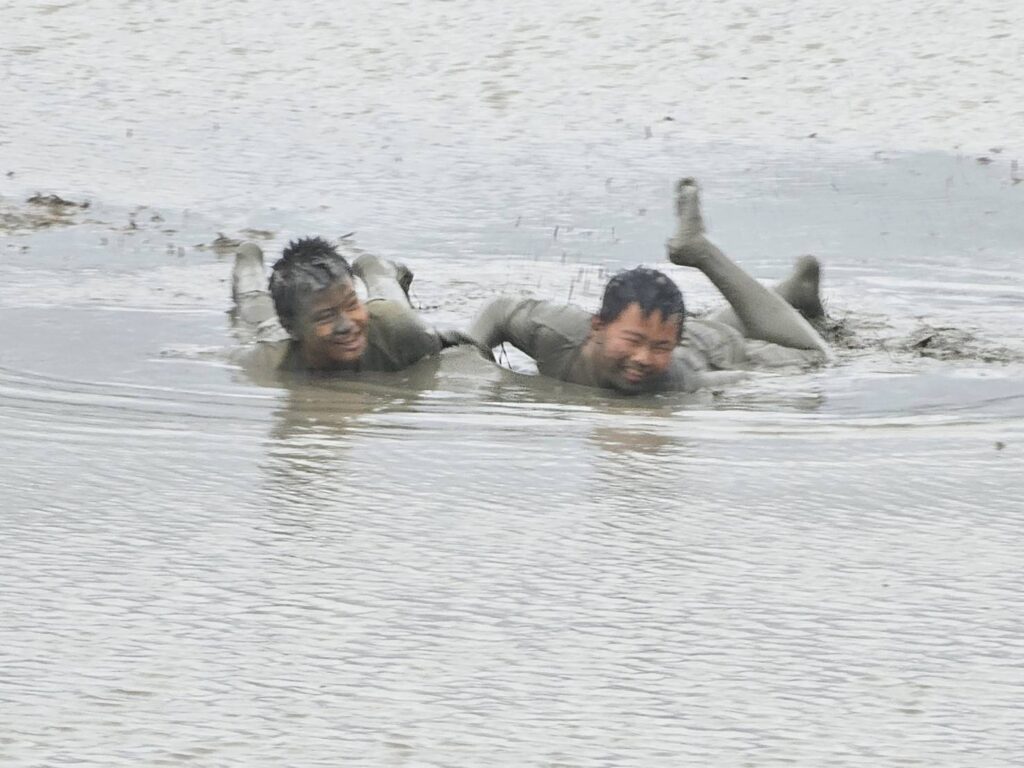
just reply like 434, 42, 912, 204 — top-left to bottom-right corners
467, 296, 539, 355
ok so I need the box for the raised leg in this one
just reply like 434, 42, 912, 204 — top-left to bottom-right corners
232, 243, 278, 327
351, 253, 415, 307
774, 255, 825, 321
708, 254, 825, 330
667, 178, 830, 355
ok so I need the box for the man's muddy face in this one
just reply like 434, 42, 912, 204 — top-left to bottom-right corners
296, 279, 370, 369
590, 303, 681, 393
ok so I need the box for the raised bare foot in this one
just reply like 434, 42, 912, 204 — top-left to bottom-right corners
774, 255, 825, 321
395, 262, 414, 299
353, 254, 414, 288
666, 177, 716, 267
232, 242, 266, 300
352, 254, 416, 302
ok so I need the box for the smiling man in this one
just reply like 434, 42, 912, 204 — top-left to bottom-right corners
468, 178, 831, 394
469, 267, 692, 393
233, 236, 460, 375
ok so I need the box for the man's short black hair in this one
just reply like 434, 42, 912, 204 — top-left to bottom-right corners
597, 267, 685, 337
269, 236, 354, 333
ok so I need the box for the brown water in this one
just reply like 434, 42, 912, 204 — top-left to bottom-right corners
2, 2, 1024, 765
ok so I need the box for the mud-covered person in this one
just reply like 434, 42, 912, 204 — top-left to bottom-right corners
232, 236, 472, 375
467, 178, 832, 395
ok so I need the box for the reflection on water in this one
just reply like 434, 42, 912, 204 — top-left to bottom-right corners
3, 310, 1021, 765
3, 0, 1024, 765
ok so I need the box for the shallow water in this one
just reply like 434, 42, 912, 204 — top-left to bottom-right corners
3, 1, 1024, 766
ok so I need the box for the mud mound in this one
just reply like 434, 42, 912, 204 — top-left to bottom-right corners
813, 310, 876, 351
1, 193, 91, 233
26, 193, 90, 210
895, 323, 1021, 363
815, 309, 1023, 365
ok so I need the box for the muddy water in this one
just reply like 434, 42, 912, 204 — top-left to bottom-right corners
3, 1, 1024, 766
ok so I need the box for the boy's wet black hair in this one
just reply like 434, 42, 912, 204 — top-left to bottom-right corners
269, 236, 354, 333
597, 267, 685, 338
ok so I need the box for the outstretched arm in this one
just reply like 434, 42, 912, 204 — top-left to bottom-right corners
467, 296, 539, 355
667, 179, 830, 358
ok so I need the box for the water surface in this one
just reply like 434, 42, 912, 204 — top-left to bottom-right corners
2, 1, 1023, 765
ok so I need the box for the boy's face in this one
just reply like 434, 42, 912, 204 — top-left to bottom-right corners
295, 278, 370, 369
589, 303, 681, 393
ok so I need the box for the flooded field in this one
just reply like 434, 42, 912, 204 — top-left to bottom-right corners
2, 1, 1023, 765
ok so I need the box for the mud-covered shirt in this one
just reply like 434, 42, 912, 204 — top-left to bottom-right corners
468, 297, 823, 393
241, 299, 442, 374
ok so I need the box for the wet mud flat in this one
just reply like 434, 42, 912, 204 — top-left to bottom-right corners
2, 150, 1024, 767
5, 0, 1024, 759
3, 146, 1023, 377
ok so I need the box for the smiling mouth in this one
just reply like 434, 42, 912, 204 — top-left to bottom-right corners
331, 334, 365, 354
623, 367, 648, 383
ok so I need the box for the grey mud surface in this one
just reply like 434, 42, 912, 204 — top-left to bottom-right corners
3, 1, 1024, 765
4, 152, 1023, 768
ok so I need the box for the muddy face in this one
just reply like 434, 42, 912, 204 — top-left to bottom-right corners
588, 303, 681, 393
295, 280, 370, 369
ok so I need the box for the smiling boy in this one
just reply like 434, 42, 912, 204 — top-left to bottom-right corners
468, 178, 830, 394
233, 236, 459, 375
